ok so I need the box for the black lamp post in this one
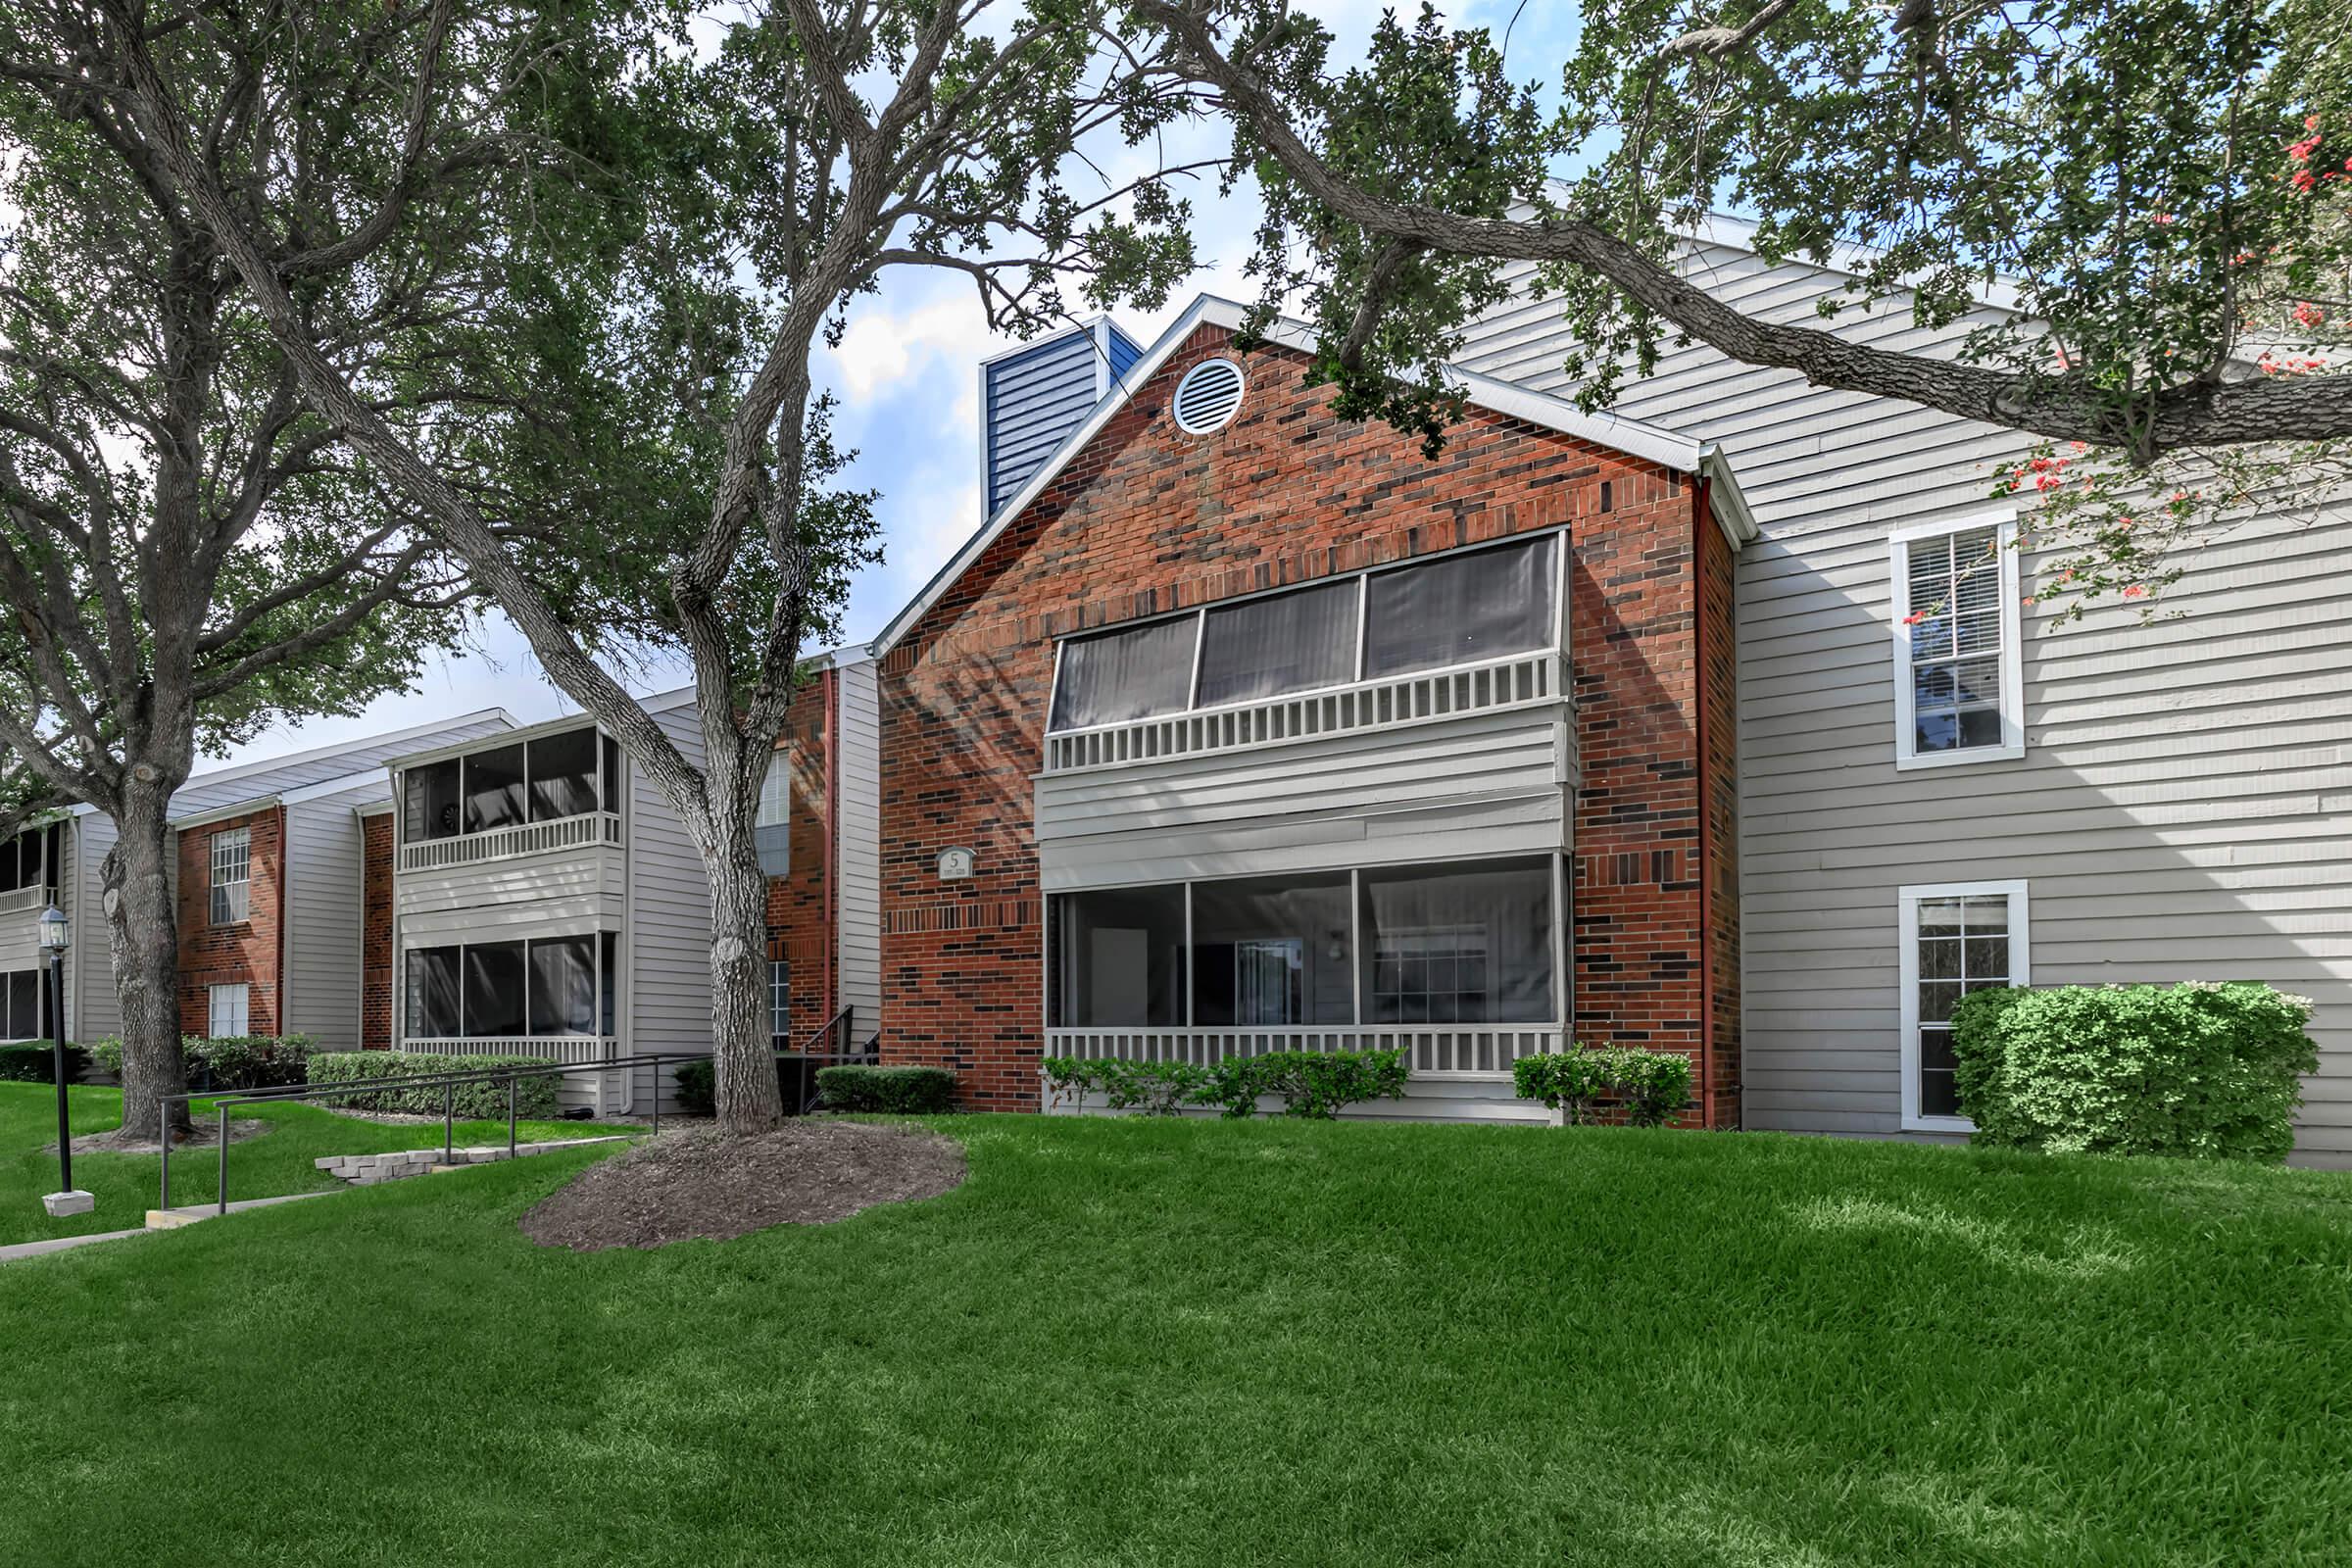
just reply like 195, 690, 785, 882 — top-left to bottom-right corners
37, 905, 89, 1217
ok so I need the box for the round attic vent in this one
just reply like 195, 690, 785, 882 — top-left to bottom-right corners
1171, 357, 1245, 434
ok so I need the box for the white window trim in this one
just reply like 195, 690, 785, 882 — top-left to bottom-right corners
210, 826, 251, 926
208, 981, 251, 1039
1897, 878, 2031, 1133
756, 752, 792, 829
1888, 513, 2027, 771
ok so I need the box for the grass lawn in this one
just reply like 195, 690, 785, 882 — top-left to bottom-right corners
0, 1083, 635, 1246
2, 1111, 2348, 1566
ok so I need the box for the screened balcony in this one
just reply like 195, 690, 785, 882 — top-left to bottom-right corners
0, 822, 66, 977
1046, 855, 1568, 1080
1034, 531, 1578, 901
396, 725, 624, 873
398, 931, 629, 1112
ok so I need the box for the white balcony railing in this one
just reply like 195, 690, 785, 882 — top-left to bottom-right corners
399, 810, 621, 873
1042, 649, 1567, 774
0, 884, 59, 917
1045, 1023, 1566, 1080
400, 1035, 630, 1115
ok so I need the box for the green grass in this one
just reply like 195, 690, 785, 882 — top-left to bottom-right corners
0, 1083, 633, 1245
2, 1109, 2349, 1566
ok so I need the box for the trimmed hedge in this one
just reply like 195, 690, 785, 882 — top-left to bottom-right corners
310, 1051, 561, 1121
1042, 1050, 1410, 1119
1512, 1045, 1694, 1127
1951, 981, 2317, 1162
0, 1042, 88, 1084
1208, 1049, 1410, 1119
1040, 1056, 1212, 1115
87, 1034, 316, 1091
815, 1064, 957, 1114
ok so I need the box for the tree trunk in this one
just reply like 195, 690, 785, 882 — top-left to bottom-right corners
707, 836, 786, 1134
105, 776, 189, 1141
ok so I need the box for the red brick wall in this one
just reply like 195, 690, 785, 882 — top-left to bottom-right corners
360, 811, 394, 1050
879, 325, 1734, 1112
763, 669, 838, 1044
176, 808, 283, 1037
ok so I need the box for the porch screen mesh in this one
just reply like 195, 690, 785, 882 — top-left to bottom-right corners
1363, 535, 1554, 678
1049, 616, 1199, 731
1359, 858, 1554, 1024
1194, 579, 1359, 707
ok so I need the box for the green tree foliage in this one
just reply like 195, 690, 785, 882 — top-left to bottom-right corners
66, 0, 1210, 1132
1145, 0, 2349, 607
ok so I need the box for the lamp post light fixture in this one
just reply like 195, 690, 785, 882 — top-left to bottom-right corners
37, 906, 91, 1219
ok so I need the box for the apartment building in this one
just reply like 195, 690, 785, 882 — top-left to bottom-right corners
377, 657, 880, 1112
866, 299, 1751, 1120
1452, 218, 2351, 1163
0, 710, 512, 1053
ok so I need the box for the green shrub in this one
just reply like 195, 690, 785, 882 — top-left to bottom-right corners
0, 1042, 87, 1084
309, 1052, 560, 1120
673, 1057, 715, 1116
1951, 981, 2317, 1162
1513, 1045, 1694, 1128
85, 1033, 314, 1090
1040, 1056, 1213, 1115
815, 1063, 957, 1114
1206, 1049, 1410, 1119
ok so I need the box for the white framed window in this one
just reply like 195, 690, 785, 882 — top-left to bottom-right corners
756, 753, 791, 829
209, 827, 251, 924
768, 958, 791, 1040
1889, 514, 2025, 769
1897, 880, 2030, 1132
208, 981, 251, 1039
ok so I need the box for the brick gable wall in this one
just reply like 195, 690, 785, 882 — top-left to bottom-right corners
176, 808, 283, 1037
361, 811, 394, 1050
762, 669, 838, 1045
880, 323, 1739, 1114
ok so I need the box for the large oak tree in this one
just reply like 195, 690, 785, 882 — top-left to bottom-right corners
69, 0, 1207, 1132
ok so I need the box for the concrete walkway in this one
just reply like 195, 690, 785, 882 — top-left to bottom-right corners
0, 1191, 337, 1264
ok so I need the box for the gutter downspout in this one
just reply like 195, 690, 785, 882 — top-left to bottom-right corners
823, 667, 841, 1024
276, 804, 291, 1036
1693, 476, 1717, 1132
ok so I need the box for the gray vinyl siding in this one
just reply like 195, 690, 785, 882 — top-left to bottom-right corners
1456, 237, 2352, 1165
279, 785, 376, 1051
67, 812, 121, 1042
985, 328, 1106, 516
834, 659, 885, 1041
1034, 707, 1573, 893
624, 702, 715, 1112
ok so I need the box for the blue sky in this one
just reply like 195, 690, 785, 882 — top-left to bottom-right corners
215, 1, 1578, 768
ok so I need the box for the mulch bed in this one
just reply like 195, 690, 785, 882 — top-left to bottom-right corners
517, 1120, 965, 1252
62, 1118, 273, 1156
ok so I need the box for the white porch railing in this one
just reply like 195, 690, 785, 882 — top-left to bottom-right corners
400, 1035, 631, 1114
0, 884, 59, 917
1043, 649, 1567, 774
1045, 1024, 1564, 1079
399, 811, 621, 873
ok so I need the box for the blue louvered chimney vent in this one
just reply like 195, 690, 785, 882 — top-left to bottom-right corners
980, 318, 1142, 520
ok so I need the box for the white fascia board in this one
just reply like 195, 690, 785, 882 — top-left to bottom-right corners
868, 294, 1738, 658
1698, 447, 1761, 546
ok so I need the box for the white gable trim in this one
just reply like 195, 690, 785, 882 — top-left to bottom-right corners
870, 294, 1750, 659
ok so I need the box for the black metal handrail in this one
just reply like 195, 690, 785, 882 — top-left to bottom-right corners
158, 1053, 688, 1217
